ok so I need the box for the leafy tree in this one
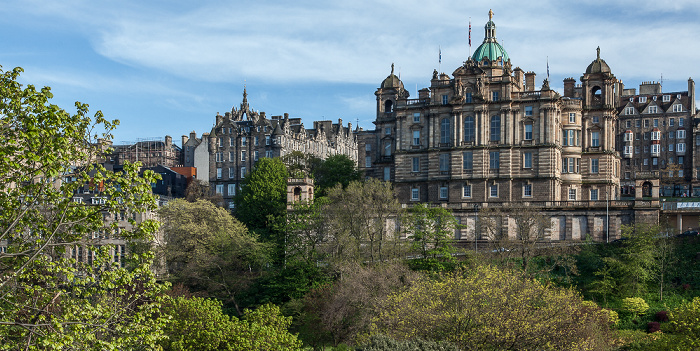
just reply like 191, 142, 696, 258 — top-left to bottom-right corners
313, 154, 361, 196
665, 297, 700, 348
0, 66, 167, 349
184, 179, 223, 206
161, 296, 302, 351
158, 199, 268, 315
404, 204, 459, 271
286, 197, 331, 264
281, 151, 322, 178
235, 158, 289, 246
325, 179, 403, 264
368, 264, 614, 350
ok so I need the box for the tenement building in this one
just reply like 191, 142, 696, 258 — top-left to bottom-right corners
206, 89, 357, 209
362, 11, 698, 240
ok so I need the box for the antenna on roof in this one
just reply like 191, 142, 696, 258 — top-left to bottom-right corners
660, 74, 663, 91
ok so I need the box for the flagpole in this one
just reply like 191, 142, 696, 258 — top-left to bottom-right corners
439, 45, 442, 73
468, 17, 472, 57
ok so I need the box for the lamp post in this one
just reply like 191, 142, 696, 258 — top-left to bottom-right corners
473, 203, 480, 253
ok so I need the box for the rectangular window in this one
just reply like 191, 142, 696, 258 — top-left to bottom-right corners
265, 135, 271, 145
652, 144, 660, 154
524, 124, 533, 140
590, 189, 599, 201
254, 136, 259, 146
439, 186, 448, 199
241, 167, 246, 178
228, 151, 234, 161
523, 152, 532, 168
412, 157, 420, 172
442, 94, 448, 105
384, 142, 391, 156
568, 188, 576, 200
625, 107, 634, 115
591, 159, 599, 173
241, 151, 246, 162
678, 143, 686, 152
385, 127, 391, 135
492, 91, 499, 101
636, 119, 641, 128
465, 92, 472, 103
254, 150, 259, 161
413, 113, 420, 123
591, 131, 600, 147
411, 188, 419, 201
653, 118, 659, 126
490, 151, 500, 169
673, 104, 683, 112
669, 131, 675, 139
365, 144, 372, 151
265, 150, 273, 158
679, 169, 684, 177
229, 137, 234, 147
523, 184, 532, 197
216, 168, 222, 179
383, 167, 391, 181
669, 143, 674, 152
462, 152, 473, 170
625, 120, 631, 128
439, 154, 450, 173
413, 130, 420, 145
216, 152, 223, 162
215, 184, 223, 194
592, 116, 599, 124
490, 184, 498, 198
644, 119, 649, 128
241, 136, 247, 146
650, 106, 658, 114
669, 118, 675, 126
677, 130, 686, 139
218, 138, 223, 147
569, 112, 576, 123
680, 118, 685, 126
463, 184, 472, 197
365, 156, 372, 168
678, 156, 684, 164
229, 167, 235, 178
525, 106, 533, 116
228, 184, 236, 196
639, 96, 647, 103
663, 95, 670, 102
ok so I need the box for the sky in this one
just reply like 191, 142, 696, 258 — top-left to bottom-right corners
2, 0, 700, 146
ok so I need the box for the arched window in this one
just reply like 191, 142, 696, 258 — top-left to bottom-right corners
463, 116, 475, 142
384, 100, 393, 113
440, 118, 451, 144
490, 115, 501, 142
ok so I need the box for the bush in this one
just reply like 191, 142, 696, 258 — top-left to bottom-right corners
666, 297, 700, 348
621, 297, 650, 316
646, 321, 660, 333
356, 334, 460, 351
654, 310, 668, 322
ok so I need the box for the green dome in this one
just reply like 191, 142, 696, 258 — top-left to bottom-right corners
471, 19, 509, 63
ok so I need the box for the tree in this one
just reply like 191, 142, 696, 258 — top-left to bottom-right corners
286, 197, 331, 264
0, 66, 167, 349
313, 154, 361, 196
325, 179, 403, 264
281, 151, 322, 179
184, 179, 223, 206
368, 265, 613, 350
235, 158, 289, 245
158, 199, 268, 315
161, 296, 302, 351
404, 204, 459, 271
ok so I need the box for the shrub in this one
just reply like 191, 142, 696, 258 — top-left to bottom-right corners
654, 310, 668, 322
621, 297, 650, 316
647, 321, 660, 333
666, 297, 700, 348
604, 309, 620, 327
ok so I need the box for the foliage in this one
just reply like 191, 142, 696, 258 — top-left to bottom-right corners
248, 259, 331, 307
0, 66, 168, 349
368, 264, 614, 350
161, 297, 302, 351
300, 262, 420, 347
312, 154, 361, 197
325, 179, 404, 264
286, 197, 331, 264
158, 199, 268, 315
184, 179, 223, 206
621, 297, 650, 316
235, 157, 289, 243
404, 204, 459, 271
666, 297, 700, 348
355, 334, 460, 351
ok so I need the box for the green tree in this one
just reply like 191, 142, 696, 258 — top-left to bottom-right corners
184, 179, 223, 206
286, 197, 331, 264
0, 66, 167, 349
158, 199, 268, 315
281, 151, 322, 178
313, 154, 361, 196
405, 204, 459, 271
235, 157, 289, 260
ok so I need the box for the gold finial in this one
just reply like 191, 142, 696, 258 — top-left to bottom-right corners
489, 9, 494, 20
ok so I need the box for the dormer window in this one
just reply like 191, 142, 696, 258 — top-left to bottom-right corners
673, 104, 683, 112
639, 96, 647, 103
648, 106, 658, 114
653, 96, 657, 101
663, 95, 670, 102
625, 107, 634, 115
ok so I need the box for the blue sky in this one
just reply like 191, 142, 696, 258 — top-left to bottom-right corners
2, 0, 700, 146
